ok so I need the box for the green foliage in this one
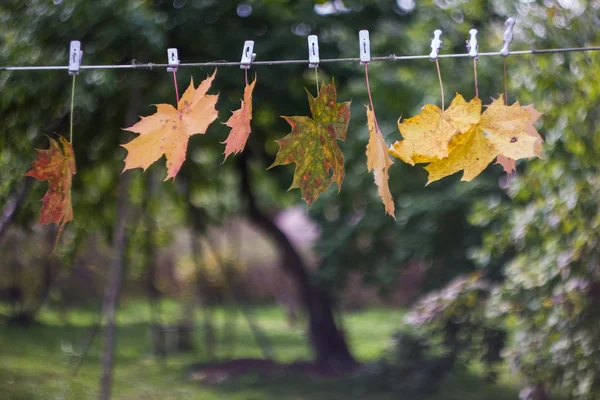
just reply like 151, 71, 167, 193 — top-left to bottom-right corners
357, 2, 600, 397
366, 331, 456, 397
406, 274, 506, 381
464, 2, 600, 398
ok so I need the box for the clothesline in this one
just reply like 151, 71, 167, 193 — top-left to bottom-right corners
2, 46, 600, 72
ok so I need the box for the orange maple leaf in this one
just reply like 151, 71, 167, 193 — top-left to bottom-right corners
366, 106, 395, 219
222, 76, 256, 160
122, 70, 219, 180
26, 136, 76, 239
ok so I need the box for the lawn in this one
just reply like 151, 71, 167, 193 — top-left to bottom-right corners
0, 300, 522, 399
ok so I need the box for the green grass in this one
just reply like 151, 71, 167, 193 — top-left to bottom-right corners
0, 300, 521, 399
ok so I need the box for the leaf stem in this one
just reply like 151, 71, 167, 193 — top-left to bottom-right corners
245, 68, 249, 87
503, 58, 508, 105
364, 64, 379, 132
69, 74, 76, 144
314, 67, 319, 95
435, 59, 444, 111
173, 70, 180, 103
473, 58, 479, 98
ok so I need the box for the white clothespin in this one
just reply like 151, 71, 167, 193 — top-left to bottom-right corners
68, 41, 83, 75
467, 29, 478, 59
429, 29, 442, 61
308, 35, 319, 68
359, 30, 370, 65
167, 48, 179, 72
500, 18, 516, 57
240, 40, 255, 70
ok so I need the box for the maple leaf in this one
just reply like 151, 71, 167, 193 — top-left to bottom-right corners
495, 154, 517, 175
25, 136, 76, 239
425, 96, 541, 184
366, 106, 395, 218
269, 81, 351, 206
389, 94, 481, 165
495, 104, 544, 174
122, 70, 218, 180
223, 76, 256, 160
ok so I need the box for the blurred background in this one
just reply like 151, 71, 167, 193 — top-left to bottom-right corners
1, 0, 599, 399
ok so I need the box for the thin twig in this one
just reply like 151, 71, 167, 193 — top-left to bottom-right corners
69, 75, 76, 144
173, 70, 180, 103
435, 59, 444, 111
473, 58, 479, 98
72, 318, 102, 376
203, 234, 274, 360
364, 63, 379, 132
503, 58, 508, 105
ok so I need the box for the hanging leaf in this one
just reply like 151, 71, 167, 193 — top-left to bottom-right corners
495, 103, 544, 174
495, 154, 517, 175
122, 70, 218, 180
223, 76, 256, 160
388, 94, 481, 165
269, 81, 351, 206
425, 96, 542, 184
366, 106, 395, 218
26, 136, 76, 240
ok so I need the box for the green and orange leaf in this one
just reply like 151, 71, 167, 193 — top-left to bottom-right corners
269, 81, 351, 206
26, 136, 76, 240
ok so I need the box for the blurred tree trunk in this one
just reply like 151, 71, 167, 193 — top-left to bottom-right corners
237, 153, 356, 369
533, 384, 548, 400
99, 91, 137, 400
7, 227, 59, 325
187, 201, 216, 358
142, 171, 167, 360
203, 233, 274, 360
99, 173, 130, 400
0, 179, 29, 243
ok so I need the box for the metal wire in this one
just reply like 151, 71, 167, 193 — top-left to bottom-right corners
1, 46, 600, 72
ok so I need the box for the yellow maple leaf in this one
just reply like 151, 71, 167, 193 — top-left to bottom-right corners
425, 96, 541, 184
389, 94, 481, 165
222, 76, 256, 160
495, 103, 544, 174
366, 106, 395, 219
122, 70, 218, 180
